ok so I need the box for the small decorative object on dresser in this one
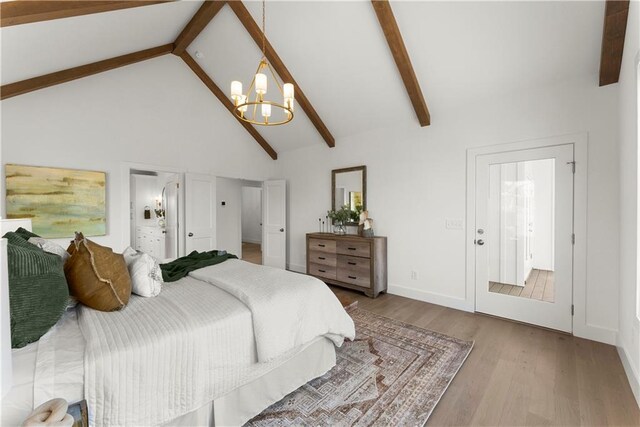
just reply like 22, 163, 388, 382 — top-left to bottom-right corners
306, 233, 387, 298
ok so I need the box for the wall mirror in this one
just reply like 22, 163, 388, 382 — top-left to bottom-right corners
332, 166, 366, 223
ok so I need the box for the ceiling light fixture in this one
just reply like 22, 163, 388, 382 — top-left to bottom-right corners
230, 0, 294, 126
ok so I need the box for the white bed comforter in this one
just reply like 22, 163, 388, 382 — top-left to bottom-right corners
77, 261, 354, 426
190, 260, 355, 362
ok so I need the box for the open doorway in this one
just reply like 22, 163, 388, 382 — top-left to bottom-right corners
241, 182, 263, 265
129, 168, 181, 261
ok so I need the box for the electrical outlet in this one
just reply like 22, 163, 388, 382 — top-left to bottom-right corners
411, 270, 418, 280
446, 219, 464, 230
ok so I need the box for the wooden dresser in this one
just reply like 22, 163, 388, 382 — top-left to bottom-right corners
306, 233, 387, 298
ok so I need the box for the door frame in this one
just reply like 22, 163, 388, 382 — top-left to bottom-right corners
466, 133, 591, 338
120, 162, 186, 258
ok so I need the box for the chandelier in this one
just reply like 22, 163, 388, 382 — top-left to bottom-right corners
230, 0, 294, 126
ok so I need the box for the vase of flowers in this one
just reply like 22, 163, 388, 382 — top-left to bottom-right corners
327, 206, 351, 235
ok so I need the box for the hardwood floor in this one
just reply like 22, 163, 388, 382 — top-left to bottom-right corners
242, 242, 262, 265
490, 269, 555, 302
330, 287, 640, 426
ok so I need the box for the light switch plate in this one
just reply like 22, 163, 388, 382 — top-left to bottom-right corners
446, 219, 464, 230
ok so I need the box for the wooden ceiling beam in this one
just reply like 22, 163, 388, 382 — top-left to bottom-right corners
1, 44, 174, 100
599, 0, 630, 86
227, 1, 335, 148
173, 0, 226, 56
1, 1, 171, 27
179, 51, 278, 160
371, 0, 430, 127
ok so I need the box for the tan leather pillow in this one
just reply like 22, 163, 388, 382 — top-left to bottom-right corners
65, 233, 131, 311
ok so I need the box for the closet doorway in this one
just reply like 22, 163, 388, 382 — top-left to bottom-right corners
241, 183, 263, 265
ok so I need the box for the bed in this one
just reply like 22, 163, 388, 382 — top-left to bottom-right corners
1, 242, 355, 426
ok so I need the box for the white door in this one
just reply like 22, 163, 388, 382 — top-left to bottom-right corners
475, 144, 574, 332
185, 173, 216, 253
164, 179, 180, 259
262, 180, 286, 269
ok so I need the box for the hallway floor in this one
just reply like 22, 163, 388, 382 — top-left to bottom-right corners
242, 242, 262, 265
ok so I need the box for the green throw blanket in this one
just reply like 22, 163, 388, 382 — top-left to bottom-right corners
160, 250, 237, 282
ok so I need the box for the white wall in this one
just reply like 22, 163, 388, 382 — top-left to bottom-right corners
242, 186, 262, 245
279, 74, 620, 343
617, 0, 640, 407
216, 177, 242, 257
0, 55, 277, 251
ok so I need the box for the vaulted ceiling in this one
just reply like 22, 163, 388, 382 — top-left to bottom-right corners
0, 1, 623, 159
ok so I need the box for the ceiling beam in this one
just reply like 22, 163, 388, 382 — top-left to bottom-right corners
227, 1, 335, 148
1, 44, 173, 100
179, 51, 278, 160
173, 0, 226, 56
1, 1, 171, 27
371, 0, 430, 127
599, 0, 630, 86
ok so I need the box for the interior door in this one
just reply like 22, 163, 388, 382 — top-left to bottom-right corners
164, 178, 180, 259
475, 144, 573, 332
262, 180, 286, 269
185, 173, 216, 253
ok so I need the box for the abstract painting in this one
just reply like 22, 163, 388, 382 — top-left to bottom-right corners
5, 164, 106, 238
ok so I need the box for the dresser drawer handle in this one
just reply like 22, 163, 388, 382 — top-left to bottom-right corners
348, 247, 357, 251
348, 275, 357, 279
318, 244, 325, 248
318, 257, 326, 260
348, 262, 356, 265
319, 269, 326, 273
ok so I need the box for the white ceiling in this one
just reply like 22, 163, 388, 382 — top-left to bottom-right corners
1, 0, 605, 154
0, 1, 201, 83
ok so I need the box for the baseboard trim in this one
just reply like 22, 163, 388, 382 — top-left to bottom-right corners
573, 323, 618, 345
617, 343, 640, 409
242, 239, 262, 245
387, 284, 473, 312
287, 263, 306, 274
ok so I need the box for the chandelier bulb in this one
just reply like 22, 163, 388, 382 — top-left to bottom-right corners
255, 73, 267, 95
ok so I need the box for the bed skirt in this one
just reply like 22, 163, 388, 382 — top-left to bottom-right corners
166, 337, 336, 426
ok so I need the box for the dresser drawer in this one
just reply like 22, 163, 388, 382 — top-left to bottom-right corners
336, 240, 371, 258
309, 250, 337, 267
309, 263, 336, 280
309, 238, 336, 253
337, 260, 371, 288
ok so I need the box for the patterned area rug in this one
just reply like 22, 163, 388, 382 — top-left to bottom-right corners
246, 308, 474, 426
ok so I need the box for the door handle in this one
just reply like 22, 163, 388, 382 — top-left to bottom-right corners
280, 228, 284, 232
188, 232, 194, 237
476, 239, 484, 246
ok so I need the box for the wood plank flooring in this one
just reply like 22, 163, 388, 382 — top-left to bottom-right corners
330, 287, 640, 426
241, 242, 262, 265
490, 269, 555, 302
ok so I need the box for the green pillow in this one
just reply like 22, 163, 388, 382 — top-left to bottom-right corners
3, 231, 69, 348
13, 227, 40, 240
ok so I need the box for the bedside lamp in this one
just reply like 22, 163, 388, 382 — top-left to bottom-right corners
0, 218, 33, 398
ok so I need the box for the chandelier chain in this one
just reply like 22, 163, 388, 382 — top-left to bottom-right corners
261, 0, 266, 59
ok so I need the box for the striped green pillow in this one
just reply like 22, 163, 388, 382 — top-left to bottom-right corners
3, 231, 69, 348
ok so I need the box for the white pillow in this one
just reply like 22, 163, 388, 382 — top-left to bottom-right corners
28, 237, 70, 262
122, 247, 163, 297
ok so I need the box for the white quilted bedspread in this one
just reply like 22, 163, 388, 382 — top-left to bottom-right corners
78, 261, 354, 426
78, 277, 256, 426
190, 260, 356, 362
